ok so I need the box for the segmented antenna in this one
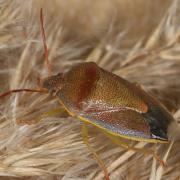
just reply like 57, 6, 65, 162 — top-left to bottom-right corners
0, 89, 47, 99
0, 8, 50, 99
40, 8, 52, 75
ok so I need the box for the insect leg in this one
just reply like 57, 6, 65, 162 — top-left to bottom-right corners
16, 107, 67, 125
81, 123, 110, 180
103, 131, 165, 167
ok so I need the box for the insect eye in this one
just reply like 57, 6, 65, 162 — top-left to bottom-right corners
42, 78, 49, 89
57, 73, 63, 76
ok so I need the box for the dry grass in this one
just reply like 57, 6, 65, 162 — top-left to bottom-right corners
0, 0, 180, 179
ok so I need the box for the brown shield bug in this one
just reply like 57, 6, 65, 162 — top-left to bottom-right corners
0, 9, 179, 180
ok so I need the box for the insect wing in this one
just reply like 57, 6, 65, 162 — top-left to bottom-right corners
79, 108, 152, 140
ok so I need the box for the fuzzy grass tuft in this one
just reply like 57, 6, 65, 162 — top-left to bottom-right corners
0, 0, 180, 179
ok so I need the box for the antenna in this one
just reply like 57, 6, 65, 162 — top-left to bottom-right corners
0, 89, 47, 99
0, 8, 50, 99
40, 8, 52, 75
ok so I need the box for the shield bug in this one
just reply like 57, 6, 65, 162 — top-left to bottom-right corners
0, 9, 179, 180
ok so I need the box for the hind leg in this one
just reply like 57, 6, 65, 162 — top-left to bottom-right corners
103, 131, 165, 166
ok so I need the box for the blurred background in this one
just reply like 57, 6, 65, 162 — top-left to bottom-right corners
0, 0, 180, 179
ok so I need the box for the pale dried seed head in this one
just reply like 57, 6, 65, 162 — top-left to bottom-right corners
0, 0, 180, 180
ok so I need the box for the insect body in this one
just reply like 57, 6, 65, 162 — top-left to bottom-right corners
42, 62, 176, 143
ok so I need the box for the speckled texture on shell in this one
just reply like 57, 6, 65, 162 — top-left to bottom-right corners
43, 62, 174, 141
